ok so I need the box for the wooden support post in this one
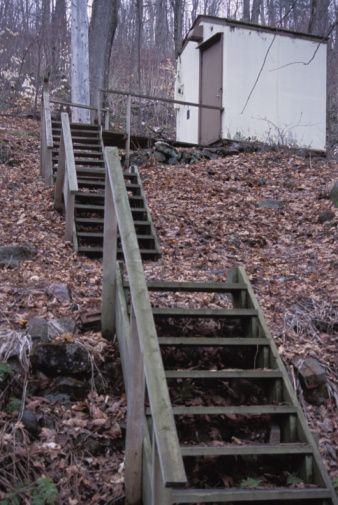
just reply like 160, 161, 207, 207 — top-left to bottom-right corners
101, 171, 118, 339
97, 90, 102, 126
125, 308, 145, 505
54, 134, 65, 211
125, 94, 132, 169
105, 109, 110, 130
65, 187, 75, 242
151, 434, 172, 505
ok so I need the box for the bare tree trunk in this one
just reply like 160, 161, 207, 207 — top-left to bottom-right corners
71, 0, 90, 122
89, 0, 119, 111
308, 0, 330, 35
242, 0, 250, 21
172, 0, 183, 59
251, 0, 262, 23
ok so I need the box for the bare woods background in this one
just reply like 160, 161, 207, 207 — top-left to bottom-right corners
0, 0, 337, 151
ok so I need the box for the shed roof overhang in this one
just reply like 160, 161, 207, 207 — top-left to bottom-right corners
179, 14, 328, 57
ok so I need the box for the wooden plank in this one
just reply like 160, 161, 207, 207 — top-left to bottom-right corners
158, 337, 268, 346
169, 405, 297, 415
54, 134, 66, 211
65, 190, 75, 242
180, 443, 312, 457
43, 90, 53, 148
123, 280, 247, 293
131, 165, 161, 256
152, 308, 258, 318
101, 170, 118, 339
61, 113, 78, 193
171, 488, 331, 502
124, 308, 145, 505
125, 94, 131, 168
233, 267, 338, 501
151, 434, 172, 505
165, 370, 282, 379
104, 147, 187, 487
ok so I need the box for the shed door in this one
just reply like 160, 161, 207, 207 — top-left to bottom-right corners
199, 33, 223, 145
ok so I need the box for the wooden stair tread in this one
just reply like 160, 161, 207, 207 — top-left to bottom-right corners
165, 369, 282, 379
180, 443, 313, 456
123, 280, 247, 292
152, 307, 258, 318
171, 488, 331, 502
169, 405, 297, 415
158, 337, 268, 346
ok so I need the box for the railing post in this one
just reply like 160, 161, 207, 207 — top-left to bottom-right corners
54, 133, 65, 211
101, 167, 118, 338
41, 80, 54, 186
97, 90, 102, 126
65, 186, 75, 242
151, 435, 172, 505
125, 94, 132, 168
125, 307, 145, 505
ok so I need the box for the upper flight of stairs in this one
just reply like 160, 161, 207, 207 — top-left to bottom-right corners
51, 119, 161, 260
120, 271, 338, 504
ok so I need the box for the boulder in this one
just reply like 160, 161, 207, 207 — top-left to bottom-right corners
31, 342, 91, 377
21, 409, 41, 437
0, 244, 37, 268
46, 283, 71, 303
295, 357, 328, 405
257, 199, 283, 210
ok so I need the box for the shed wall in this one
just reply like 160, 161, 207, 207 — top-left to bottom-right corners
176, 20, 327, 150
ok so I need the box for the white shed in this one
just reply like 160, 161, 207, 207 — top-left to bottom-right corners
175, 16, 327, 150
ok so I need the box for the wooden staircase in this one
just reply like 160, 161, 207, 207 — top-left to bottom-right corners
119, 271, 338, 504
51, 119, 160, 260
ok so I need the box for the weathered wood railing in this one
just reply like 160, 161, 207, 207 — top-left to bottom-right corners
40, 80, 54, 186
102, 147, 187, 504
54, 112, 78, 248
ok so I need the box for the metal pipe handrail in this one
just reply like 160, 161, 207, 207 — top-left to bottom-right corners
100, 87, 223, 111
50, 98, 108, 113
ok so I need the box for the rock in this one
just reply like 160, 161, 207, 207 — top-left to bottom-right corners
330, 181, 338, 207
257, 199, 283, 210
21, 409, 41, 437
31, 342, 91, 377
318, 210, 335, 224
0, 244, 37, 268
167, 157, 178, 165
28, 316, 49, 341
44, 393, 71, 404
46, 283, 71, 303
296, 357, 326, 390
48, 317, 77, 338
47, 376, 90, 401
257, 177, 267, 186
154, 141, 178, 160
229, 234, 241, 248
153, 151, 167, 163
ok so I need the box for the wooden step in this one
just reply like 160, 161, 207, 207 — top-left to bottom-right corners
170, 405, 297, 415
152, 308, 258, 318
75, 217, 151, 229
78, 246, 160, 258
123, 280, 248, 293
180, 443, 313, 457
158, 337, 268, 346
171, 488, 331, 503
75, 159, 105, 167
165, 369, 282, 379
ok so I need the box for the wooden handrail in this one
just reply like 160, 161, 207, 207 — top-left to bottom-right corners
102, 147, 187, 496
54, 112, 78, 246
40, 85, 54, 185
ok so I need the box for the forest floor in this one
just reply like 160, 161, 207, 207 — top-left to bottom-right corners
0, 115, 337, 503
